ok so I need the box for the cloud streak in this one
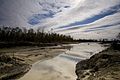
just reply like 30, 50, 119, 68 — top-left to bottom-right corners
57, 4, 120, 29
0, 0, 120, 39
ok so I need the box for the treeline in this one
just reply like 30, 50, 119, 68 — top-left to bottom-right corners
77, 38, 120, 43
0, 27, 73, 47
76, 33, 120, 43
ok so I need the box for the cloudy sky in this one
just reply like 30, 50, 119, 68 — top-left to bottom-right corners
0, 0, 120, 39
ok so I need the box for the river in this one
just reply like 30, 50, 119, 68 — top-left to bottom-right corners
19, 43, 107, 80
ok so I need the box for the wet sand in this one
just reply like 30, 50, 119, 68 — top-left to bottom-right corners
0, 45, 69, 65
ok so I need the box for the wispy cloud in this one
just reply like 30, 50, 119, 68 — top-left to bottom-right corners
56, 4, 120, 29
0, 0, 120, 39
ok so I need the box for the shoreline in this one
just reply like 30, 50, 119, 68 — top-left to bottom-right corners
18, 42, 106, 80
0, 45, 72, 79
0, 64, 31, 80
76, 44, 120, 80
0, 44, 72, 64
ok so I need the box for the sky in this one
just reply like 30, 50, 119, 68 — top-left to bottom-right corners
0, 0, 120, 39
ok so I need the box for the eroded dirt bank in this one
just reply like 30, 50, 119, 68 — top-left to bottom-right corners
0, 45, 70, 79
76, 44, 120, 80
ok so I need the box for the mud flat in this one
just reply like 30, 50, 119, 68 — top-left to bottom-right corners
0, 45, 70, 79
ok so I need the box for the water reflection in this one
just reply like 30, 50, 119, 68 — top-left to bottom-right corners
19, 43, 106, 80
59, 54, 82, 62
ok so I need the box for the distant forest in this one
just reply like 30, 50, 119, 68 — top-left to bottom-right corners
0, 27, 74, 47
0, 26, 119, 48
77, 33, 120, 43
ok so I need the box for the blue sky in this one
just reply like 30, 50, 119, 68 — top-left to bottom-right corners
57, 4, 120, 29
0, 0, 120, 39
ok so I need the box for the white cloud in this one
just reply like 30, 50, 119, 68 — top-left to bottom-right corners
0, 0, 120, 39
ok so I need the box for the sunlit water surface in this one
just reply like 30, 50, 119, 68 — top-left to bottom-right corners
19, 43, 107, 80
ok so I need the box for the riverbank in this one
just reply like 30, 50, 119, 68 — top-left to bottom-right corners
0, 42, 78, 48
76, 43, 120, 80
0, 45, 71, 79
0, 54, 31, 80
19, 43, 106, 80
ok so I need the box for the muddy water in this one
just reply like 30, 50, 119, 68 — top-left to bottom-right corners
19, 43, 106, 80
